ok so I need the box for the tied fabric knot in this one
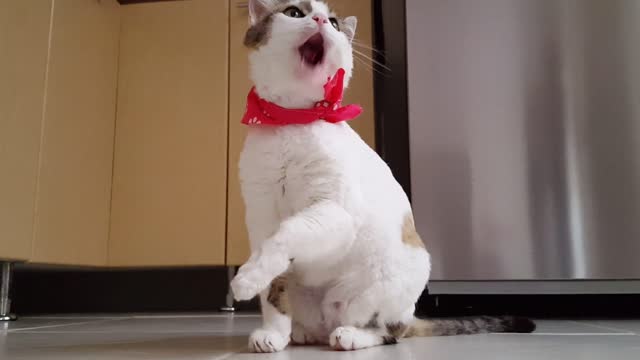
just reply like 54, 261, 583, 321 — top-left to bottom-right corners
241, 68, 363, 126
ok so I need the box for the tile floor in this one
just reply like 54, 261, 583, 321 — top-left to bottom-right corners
1, 314, 639, 359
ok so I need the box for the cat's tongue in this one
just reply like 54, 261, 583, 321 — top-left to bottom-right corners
299, 33, 325, 67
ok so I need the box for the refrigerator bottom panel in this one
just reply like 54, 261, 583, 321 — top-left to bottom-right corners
428, 281, 640, 294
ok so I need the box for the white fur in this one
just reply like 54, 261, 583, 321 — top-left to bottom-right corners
231, 0, 431, 352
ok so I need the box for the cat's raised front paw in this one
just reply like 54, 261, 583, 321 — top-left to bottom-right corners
230, 267, 264, 301
249, 329, 289, 353
231, 250, 290, 301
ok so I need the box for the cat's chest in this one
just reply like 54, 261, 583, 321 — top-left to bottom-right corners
240, 123, 347, 178
239, 123, 352, 208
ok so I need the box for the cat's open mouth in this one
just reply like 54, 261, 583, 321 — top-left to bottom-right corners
299, 33, 325, 67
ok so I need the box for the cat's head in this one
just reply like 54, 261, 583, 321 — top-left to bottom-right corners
244, 0, 357, 108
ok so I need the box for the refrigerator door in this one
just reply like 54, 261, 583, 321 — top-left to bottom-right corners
407, 0, 640, 280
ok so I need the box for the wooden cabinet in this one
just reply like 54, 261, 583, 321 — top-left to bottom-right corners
31, 0, 120, 265
109, 0, 229, 266
0, 0, 375, 267
225, 1, 253, 266
332, 0, 376, 147
0, 0, 53, 261
225, 0, 377, 265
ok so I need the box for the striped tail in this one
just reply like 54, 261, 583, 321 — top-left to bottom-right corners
406, 316, 536, 337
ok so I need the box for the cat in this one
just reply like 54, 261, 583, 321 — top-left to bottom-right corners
230, 0, 535, 352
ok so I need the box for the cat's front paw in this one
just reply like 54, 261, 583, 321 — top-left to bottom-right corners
330, 326, 357, 351
231, 250, 290, 301
230, 264, 265, 301
330, 326, 374, 351
249, 329, 289, 353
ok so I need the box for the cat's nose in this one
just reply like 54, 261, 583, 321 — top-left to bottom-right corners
312, 16, 329, 25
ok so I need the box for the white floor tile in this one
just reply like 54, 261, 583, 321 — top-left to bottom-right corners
2, 315, 640, 360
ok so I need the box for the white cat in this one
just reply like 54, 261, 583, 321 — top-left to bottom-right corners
230, 0, 535, 352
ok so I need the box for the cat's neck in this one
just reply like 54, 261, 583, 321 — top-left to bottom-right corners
254, 84, 323, 109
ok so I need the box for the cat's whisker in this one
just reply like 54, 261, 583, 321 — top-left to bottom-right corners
352, 40, 387, 58
352, 45, 388, 63
352, 55, 372, 71
352, 41, 387, 58
352, 52, 379, 72
352, 48, 391, 73
351, 38, 376, 48
352, 53, 388, 76
352, 48, 391, 72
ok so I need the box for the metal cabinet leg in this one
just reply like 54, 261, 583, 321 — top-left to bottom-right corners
220, 266, 236, 312
0, 262, 17, 321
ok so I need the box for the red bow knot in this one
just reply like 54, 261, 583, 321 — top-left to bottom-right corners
241, 68, 363, 126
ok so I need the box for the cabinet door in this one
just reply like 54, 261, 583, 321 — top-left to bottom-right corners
0, 0, 52, 261
225, 0, 376, 265
331, 0, 375, 146
109, 0, 229, 266
31, 0, 120, 265
225, 1, 253, 266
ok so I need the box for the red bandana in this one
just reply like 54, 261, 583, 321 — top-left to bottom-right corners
241, 68, 363, 126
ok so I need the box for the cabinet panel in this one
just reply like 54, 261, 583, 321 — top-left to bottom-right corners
225, 0, 376, 264
109, 0, 228, 266
32, 0, 120, 265
332, 0, 376, 147
0, 0, 52, 261
225, 2, 252, 266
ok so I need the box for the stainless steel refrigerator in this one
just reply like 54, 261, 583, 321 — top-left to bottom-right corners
406, 0, 640, 293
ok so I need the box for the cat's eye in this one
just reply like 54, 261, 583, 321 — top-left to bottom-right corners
329, 18, 339, 30
283, 6, 305, 18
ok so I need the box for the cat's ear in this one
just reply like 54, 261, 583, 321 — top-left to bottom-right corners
342, 16, 358, 42
248, 0, 274, 25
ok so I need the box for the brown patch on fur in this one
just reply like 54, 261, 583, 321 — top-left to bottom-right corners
386, 322, 409, 338
405, 318, 434, 337
364, 312, 380, 329
267, 275, 289, 314
382, 335, 398, 345
245, 1, 315, 49
402, 213, 425, 248
244, 15, 274, 48
298, 1, 313, 13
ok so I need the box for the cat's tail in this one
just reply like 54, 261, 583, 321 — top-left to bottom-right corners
406, 316, 536, 337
